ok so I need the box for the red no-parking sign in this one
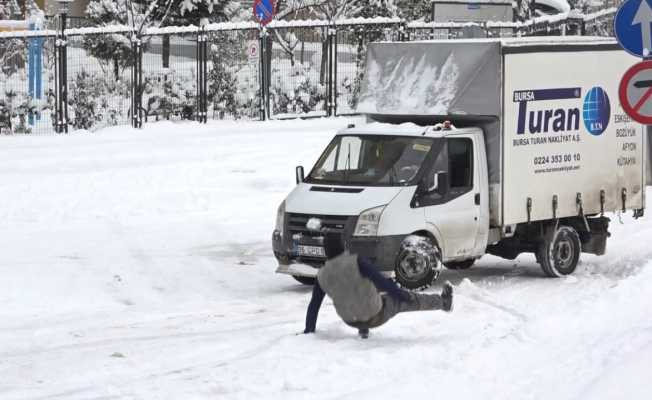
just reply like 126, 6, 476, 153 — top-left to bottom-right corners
619, 60, 652, 124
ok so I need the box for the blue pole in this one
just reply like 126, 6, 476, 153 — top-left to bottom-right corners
35, 35, 43, 122
27, 22, 44, 125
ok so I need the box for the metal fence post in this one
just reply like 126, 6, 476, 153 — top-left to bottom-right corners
196, 30, 201, 122
258, 26, 271, 121
203, 29, 208, 123
333, 25, 339, 116
196, 26, 208, 123
327, 25, 336, 117
55, 13, 69, 133
131, 35, 143, 128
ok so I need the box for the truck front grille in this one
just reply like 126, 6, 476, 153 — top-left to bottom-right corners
287, 213, 351, 235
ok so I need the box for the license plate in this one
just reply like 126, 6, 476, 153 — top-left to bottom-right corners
298, 245, 326, 258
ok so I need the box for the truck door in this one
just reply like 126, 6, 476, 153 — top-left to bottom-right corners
419, 136, 484, 260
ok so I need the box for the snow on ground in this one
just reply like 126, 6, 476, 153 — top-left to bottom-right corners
1, 118, 651, 400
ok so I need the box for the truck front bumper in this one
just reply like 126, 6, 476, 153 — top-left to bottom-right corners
273, 229, 402, 277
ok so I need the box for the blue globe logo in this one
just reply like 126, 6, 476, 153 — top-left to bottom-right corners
582, 87, 610, 136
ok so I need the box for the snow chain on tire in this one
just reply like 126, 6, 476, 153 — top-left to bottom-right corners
394, 235, 442, 290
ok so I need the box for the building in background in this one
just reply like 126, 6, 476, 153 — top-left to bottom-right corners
27, 0, 90, 18
431, 0, 514, 23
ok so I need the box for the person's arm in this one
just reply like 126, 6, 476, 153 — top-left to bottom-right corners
304, 280, 326, 333
358, 255, 410, 302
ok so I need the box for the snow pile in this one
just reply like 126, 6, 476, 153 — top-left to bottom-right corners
358, 52, 459, 114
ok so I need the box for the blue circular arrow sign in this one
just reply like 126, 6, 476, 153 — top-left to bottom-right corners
615, 0, 652, 58
253, 0, 276, 26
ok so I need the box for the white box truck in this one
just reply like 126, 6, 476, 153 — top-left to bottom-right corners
272, 37, 650, 288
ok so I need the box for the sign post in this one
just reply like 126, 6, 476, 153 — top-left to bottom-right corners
253, 0, 275, 120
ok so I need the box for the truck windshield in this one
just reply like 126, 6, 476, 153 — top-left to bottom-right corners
306, 135, 437, 186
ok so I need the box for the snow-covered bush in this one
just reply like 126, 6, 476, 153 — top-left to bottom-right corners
0, 99, 10, 133
68, 70, 129, 130
208, 61, 238, 119
68, 71, 105, 130
231, 63, 262, 120
143, 70, 197, 120
269, 61, 326, 116
0, 89, 40, 134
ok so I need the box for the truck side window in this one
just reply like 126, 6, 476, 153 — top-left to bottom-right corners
449, 138, 473, 190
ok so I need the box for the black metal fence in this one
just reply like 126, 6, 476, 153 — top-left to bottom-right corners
0, 10, 616, 135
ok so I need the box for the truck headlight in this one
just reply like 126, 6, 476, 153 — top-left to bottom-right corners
354, 205, 386, 237
275, 201, 285, 236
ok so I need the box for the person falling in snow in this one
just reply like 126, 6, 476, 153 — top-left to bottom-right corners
303, 234, 453, 339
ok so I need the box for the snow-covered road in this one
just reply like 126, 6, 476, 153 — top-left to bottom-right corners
1, 119, 650, 400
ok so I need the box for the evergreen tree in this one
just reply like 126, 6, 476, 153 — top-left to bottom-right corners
207, 33, 240, 119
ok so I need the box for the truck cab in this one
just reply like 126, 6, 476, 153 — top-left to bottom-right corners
273, 122, 490, 288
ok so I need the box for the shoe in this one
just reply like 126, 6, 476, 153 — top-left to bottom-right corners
441, 281, 453, 312
358, 328, 369, 339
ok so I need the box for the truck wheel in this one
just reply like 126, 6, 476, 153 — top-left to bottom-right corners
537, 226, 581, 277
394, 235, 441, 290
292, 276, 315, 285
445, 259, 475, 270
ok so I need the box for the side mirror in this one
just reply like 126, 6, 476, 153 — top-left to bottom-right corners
427, 171, 448, 194
296, 166, 305, 184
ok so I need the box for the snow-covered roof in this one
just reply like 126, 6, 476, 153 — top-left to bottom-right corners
409, 7, 616, 29
340, 122, 479, 138
431, 0, 512, 4
340, 123, 427, 137
407, 36, 617, 47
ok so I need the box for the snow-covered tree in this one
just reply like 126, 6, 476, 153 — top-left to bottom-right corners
272, 0, 397, 85
395, 0, 430, 21
131, 0, 237, 25
207, 33, 241, 118
83, 0, 144, 79
0, 1, 20, 19
513, 0, 532, 22
131, 1, 237, 68
0, 1, 25, 76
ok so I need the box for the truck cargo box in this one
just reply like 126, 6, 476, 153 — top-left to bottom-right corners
358, 37, 648, 226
